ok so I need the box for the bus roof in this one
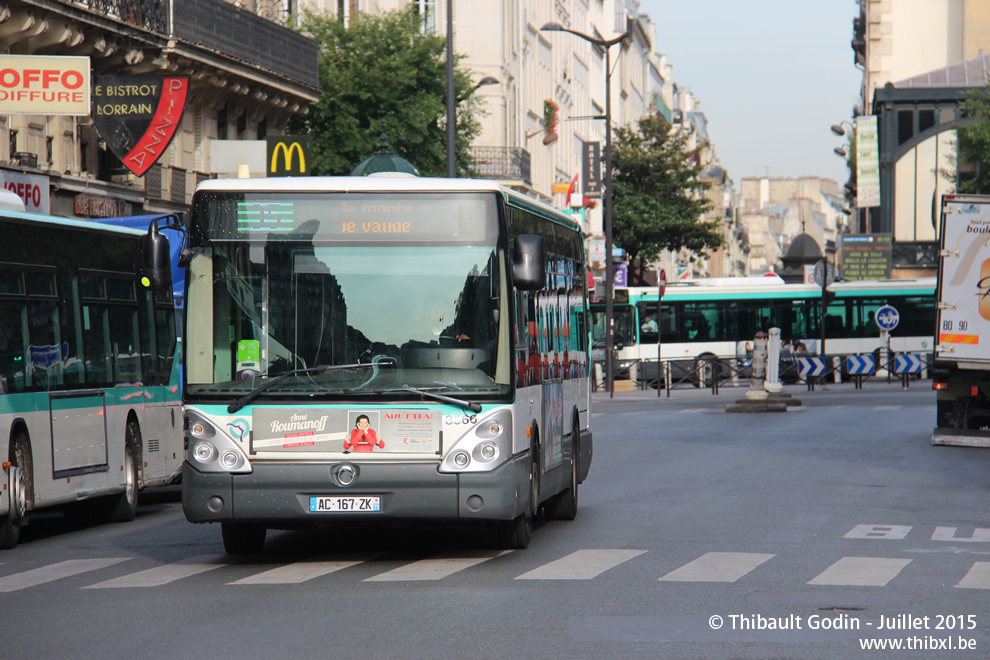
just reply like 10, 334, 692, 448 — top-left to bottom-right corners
0, 208, 147, 236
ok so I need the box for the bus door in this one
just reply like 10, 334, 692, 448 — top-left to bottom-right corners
49, 390, 108, 482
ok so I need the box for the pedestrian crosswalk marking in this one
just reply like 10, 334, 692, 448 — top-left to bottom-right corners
2, 549, 988, 592
0, 558, 131, 593
807, 556, 911, 586
954, 562, 990, 589
229, 556, 367, 585
516, 549, 645, 580
83, 555, 228, 588
364, 550, 508, 582
659, 552, 774, 583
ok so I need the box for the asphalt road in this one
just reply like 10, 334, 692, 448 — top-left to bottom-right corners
3, 381, 989, 660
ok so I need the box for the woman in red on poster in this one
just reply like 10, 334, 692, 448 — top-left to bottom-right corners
345, 414, 384, 452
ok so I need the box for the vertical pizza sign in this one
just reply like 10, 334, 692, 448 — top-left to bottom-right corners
91, 75, 189, 177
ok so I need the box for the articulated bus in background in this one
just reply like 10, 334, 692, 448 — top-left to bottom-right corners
0, 210, 182, 549
139, 176, 592, 553
591, 276, 936, 386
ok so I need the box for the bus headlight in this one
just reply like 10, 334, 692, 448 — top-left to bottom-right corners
193, 441, 216, 463
439, 409, 512, 473
184, 410, 252, 474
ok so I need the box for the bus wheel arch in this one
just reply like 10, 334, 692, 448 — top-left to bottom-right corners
545, 409, 579, 521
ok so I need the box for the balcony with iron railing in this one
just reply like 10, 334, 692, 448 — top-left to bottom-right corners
36, 0, 318, 92
470, 147, 531, 185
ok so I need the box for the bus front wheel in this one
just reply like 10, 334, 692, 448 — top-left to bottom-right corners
222, 523, 267, 555
0, 433, 31, 550
107, 423, 141, 523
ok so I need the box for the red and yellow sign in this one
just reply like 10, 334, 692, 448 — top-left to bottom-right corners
938, 333, 979, 345
92, 75, 189, 177
0, 55, 90, 115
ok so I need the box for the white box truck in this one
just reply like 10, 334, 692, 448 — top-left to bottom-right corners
932, 194, 990, 446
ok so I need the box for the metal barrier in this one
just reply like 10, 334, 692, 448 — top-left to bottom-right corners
593, 351, 932, 395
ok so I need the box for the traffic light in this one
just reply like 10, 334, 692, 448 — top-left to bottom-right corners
852, 12, 865, 66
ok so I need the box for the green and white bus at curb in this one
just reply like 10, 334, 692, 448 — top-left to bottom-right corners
146, 176, 592, 554
0, 211, 182, 549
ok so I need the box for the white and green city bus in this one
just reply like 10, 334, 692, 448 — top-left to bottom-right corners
0, 211, 182, 549
151, 176, 592, 553
591, 276, 936, 385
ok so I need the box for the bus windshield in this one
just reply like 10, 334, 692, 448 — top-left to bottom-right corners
184, 192, 510, 402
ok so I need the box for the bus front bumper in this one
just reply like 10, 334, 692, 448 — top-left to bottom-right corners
181, 453, 532, 527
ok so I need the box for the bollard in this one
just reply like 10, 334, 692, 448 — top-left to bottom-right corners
746, 331, 769, 401
765, 328, 783, 394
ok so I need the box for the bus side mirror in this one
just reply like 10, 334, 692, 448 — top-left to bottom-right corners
139, 224, 170, 291
512, 234, 545, 291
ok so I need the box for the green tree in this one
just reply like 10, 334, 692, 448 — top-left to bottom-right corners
610, 114, 722, 283
952, 84, 990, 194
288, 8, 484, 176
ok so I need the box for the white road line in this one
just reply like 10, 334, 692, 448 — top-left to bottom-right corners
807, 556, 911, 586
83, 555, 228, 588
659, 551, 774, 583
0, 558, 131, 593
230, 557, 367, 585
516, 549, 646, 580
955, 562, 990, 589
364, 550, 509, 582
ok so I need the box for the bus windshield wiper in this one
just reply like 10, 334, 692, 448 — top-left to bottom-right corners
370, 385, 482, 413
227, 363, 390, 413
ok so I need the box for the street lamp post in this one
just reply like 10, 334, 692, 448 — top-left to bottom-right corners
541, 22, 628, 396
446, 0, 455, 177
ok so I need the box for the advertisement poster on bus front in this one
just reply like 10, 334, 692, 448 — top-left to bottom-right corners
252, 408, 441, 453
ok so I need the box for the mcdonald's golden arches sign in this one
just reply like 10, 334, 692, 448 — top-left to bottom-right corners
267, 136, 311, 176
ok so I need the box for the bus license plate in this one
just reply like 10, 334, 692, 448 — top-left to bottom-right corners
309, 496, 381, 513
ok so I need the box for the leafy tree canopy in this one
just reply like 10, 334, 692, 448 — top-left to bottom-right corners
610, 114, 722, 279
289, 8, 484, 176
954, 84, 990, 194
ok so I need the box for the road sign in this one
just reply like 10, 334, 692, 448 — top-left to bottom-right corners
797, 357, 826, 380
846, 354, 875, 375
658, 269, 666, 299
813, 260, 836, 287
894, 353, 925, 374
875, 305, 899, 331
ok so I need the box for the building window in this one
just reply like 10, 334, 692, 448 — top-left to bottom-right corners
413, 0, 436, 33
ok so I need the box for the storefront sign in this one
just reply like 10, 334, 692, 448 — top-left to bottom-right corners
582, 141, 602, 198
0, 170, 49, 213
92, 75, 189, 177
0, 55, 89, 115
74, 194, 132, 218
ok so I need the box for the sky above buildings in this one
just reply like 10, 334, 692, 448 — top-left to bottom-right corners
642, 0, 863, 189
